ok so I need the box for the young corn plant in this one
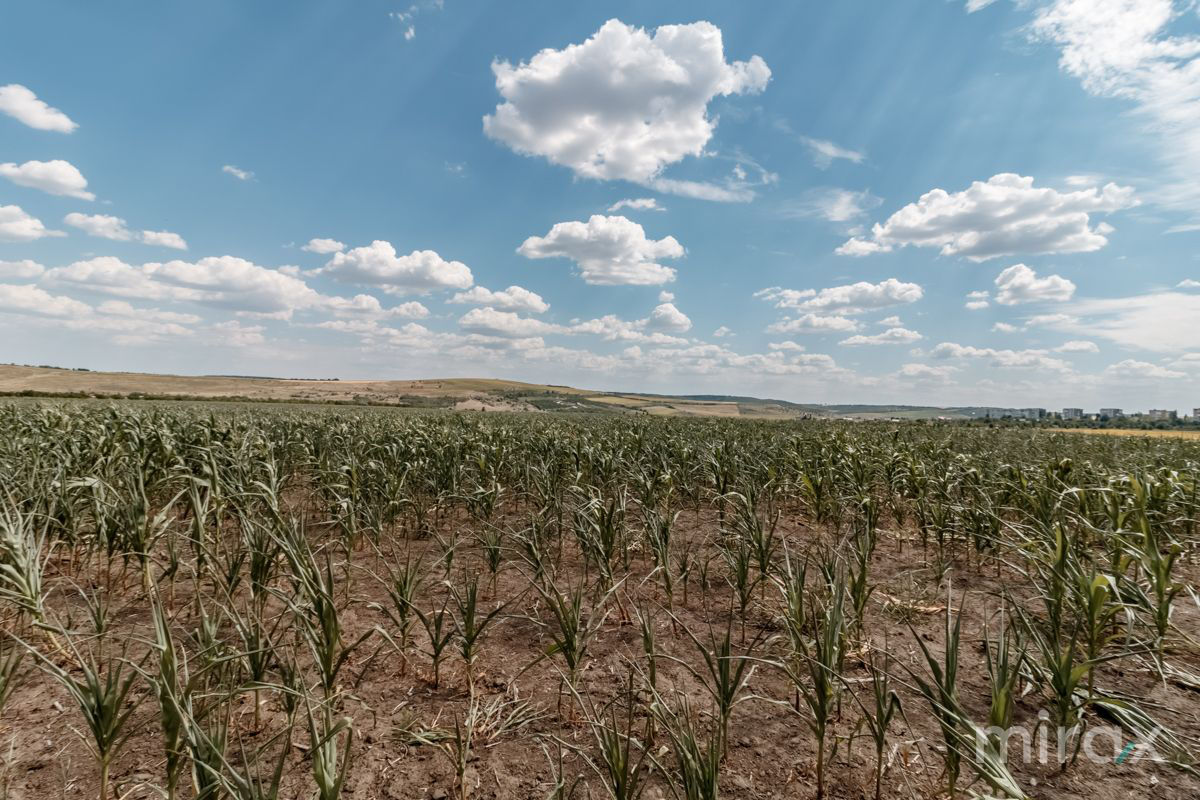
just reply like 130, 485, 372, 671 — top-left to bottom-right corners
907, 593, 966, 798
529, 578, 616, 713
781, 576, 845, 800
368, 550, 425, 675
845, 649, 902, 800
24, 598, 145, 800
0, 500, 51, 622
718, 535, 758, 642
649, 692, 722, 800
412, 591, 456, 689
983, 607, 1024, 743
1130, 509, 1184, 674
449, 569, 512, 689
306, 701, 355, 800
566, 676, 652, 800
667, 613, 761, 757
908, 591, 1028, 799
275, 519, 374, 700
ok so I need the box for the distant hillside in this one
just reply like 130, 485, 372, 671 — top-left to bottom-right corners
0, 363, 1023, 421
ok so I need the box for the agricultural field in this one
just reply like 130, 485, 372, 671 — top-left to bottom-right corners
1, 403, 1200, 800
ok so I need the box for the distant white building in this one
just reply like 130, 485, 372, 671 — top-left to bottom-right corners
1148, 409, 1177, 421
1015, 408, 1045, 420
1194, 407, 1200, 420
1062, 408, 1084, 420
1099, 408, 1123, 418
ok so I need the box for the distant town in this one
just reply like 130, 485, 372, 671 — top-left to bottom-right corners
981, 407, 1200, 430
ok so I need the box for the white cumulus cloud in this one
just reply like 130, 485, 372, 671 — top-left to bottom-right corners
993, 264, 1076, 305
757, 279, 923, 314
837, 173, 1136, 260
483, 19, 770, 200
321, 241, 473, 294
302, 238, 345, 254
518, 215, 683, 285
63, 213, 188, 250
1055, 339, 1100, 353
0, 84, 77, 132
766, 313, 861, 334
644, 302, 692, 333
0, 205, 65, 242
0, 159, 94, 200
450, 285, 549, 314
458, 307, 563, 338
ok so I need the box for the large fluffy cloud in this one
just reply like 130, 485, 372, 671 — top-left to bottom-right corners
0, 159, 94, 200
0, 205, 64, 242
45, 255, 323, 315
483, 19, 770, 200
993, 264, 1076, 305
1030, 0, 1200, 221
321, 241, 473, 294
0, 84, 77, 132
837, 174, 1136, 260
518, 215, 683, 285
450, 285, 549, 314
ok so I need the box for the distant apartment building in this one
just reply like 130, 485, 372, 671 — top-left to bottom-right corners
1061, 408, 1084, 420
1147, 409, 1177, 421
1014, 408, 1045, 420
1194, 408, 1200, 420
1099, 408, 1124, 418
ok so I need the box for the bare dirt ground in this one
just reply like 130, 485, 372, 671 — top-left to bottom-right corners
5, 500, 1200, 800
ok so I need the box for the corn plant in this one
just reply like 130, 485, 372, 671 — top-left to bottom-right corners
412, 591, 456, 689
275, 519, 374, 699
368, 549, 425, 675
565, 676, 652, 800
666, 614, 761, 757
0, 501, 50, 622
839, 646, 901, 800
448, 569, 512, 688
23, 600, 145, 800
649, 692, 722, 800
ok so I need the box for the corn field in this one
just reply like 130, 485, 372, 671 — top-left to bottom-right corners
1, 401, 1199, 799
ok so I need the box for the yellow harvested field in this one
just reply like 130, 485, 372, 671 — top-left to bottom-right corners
1045, 427, 1200, 440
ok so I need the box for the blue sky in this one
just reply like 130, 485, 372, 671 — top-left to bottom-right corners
2, 0, 1199, 410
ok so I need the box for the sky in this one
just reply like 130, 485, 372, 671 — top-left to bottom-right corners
2, 0, 1199, 411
